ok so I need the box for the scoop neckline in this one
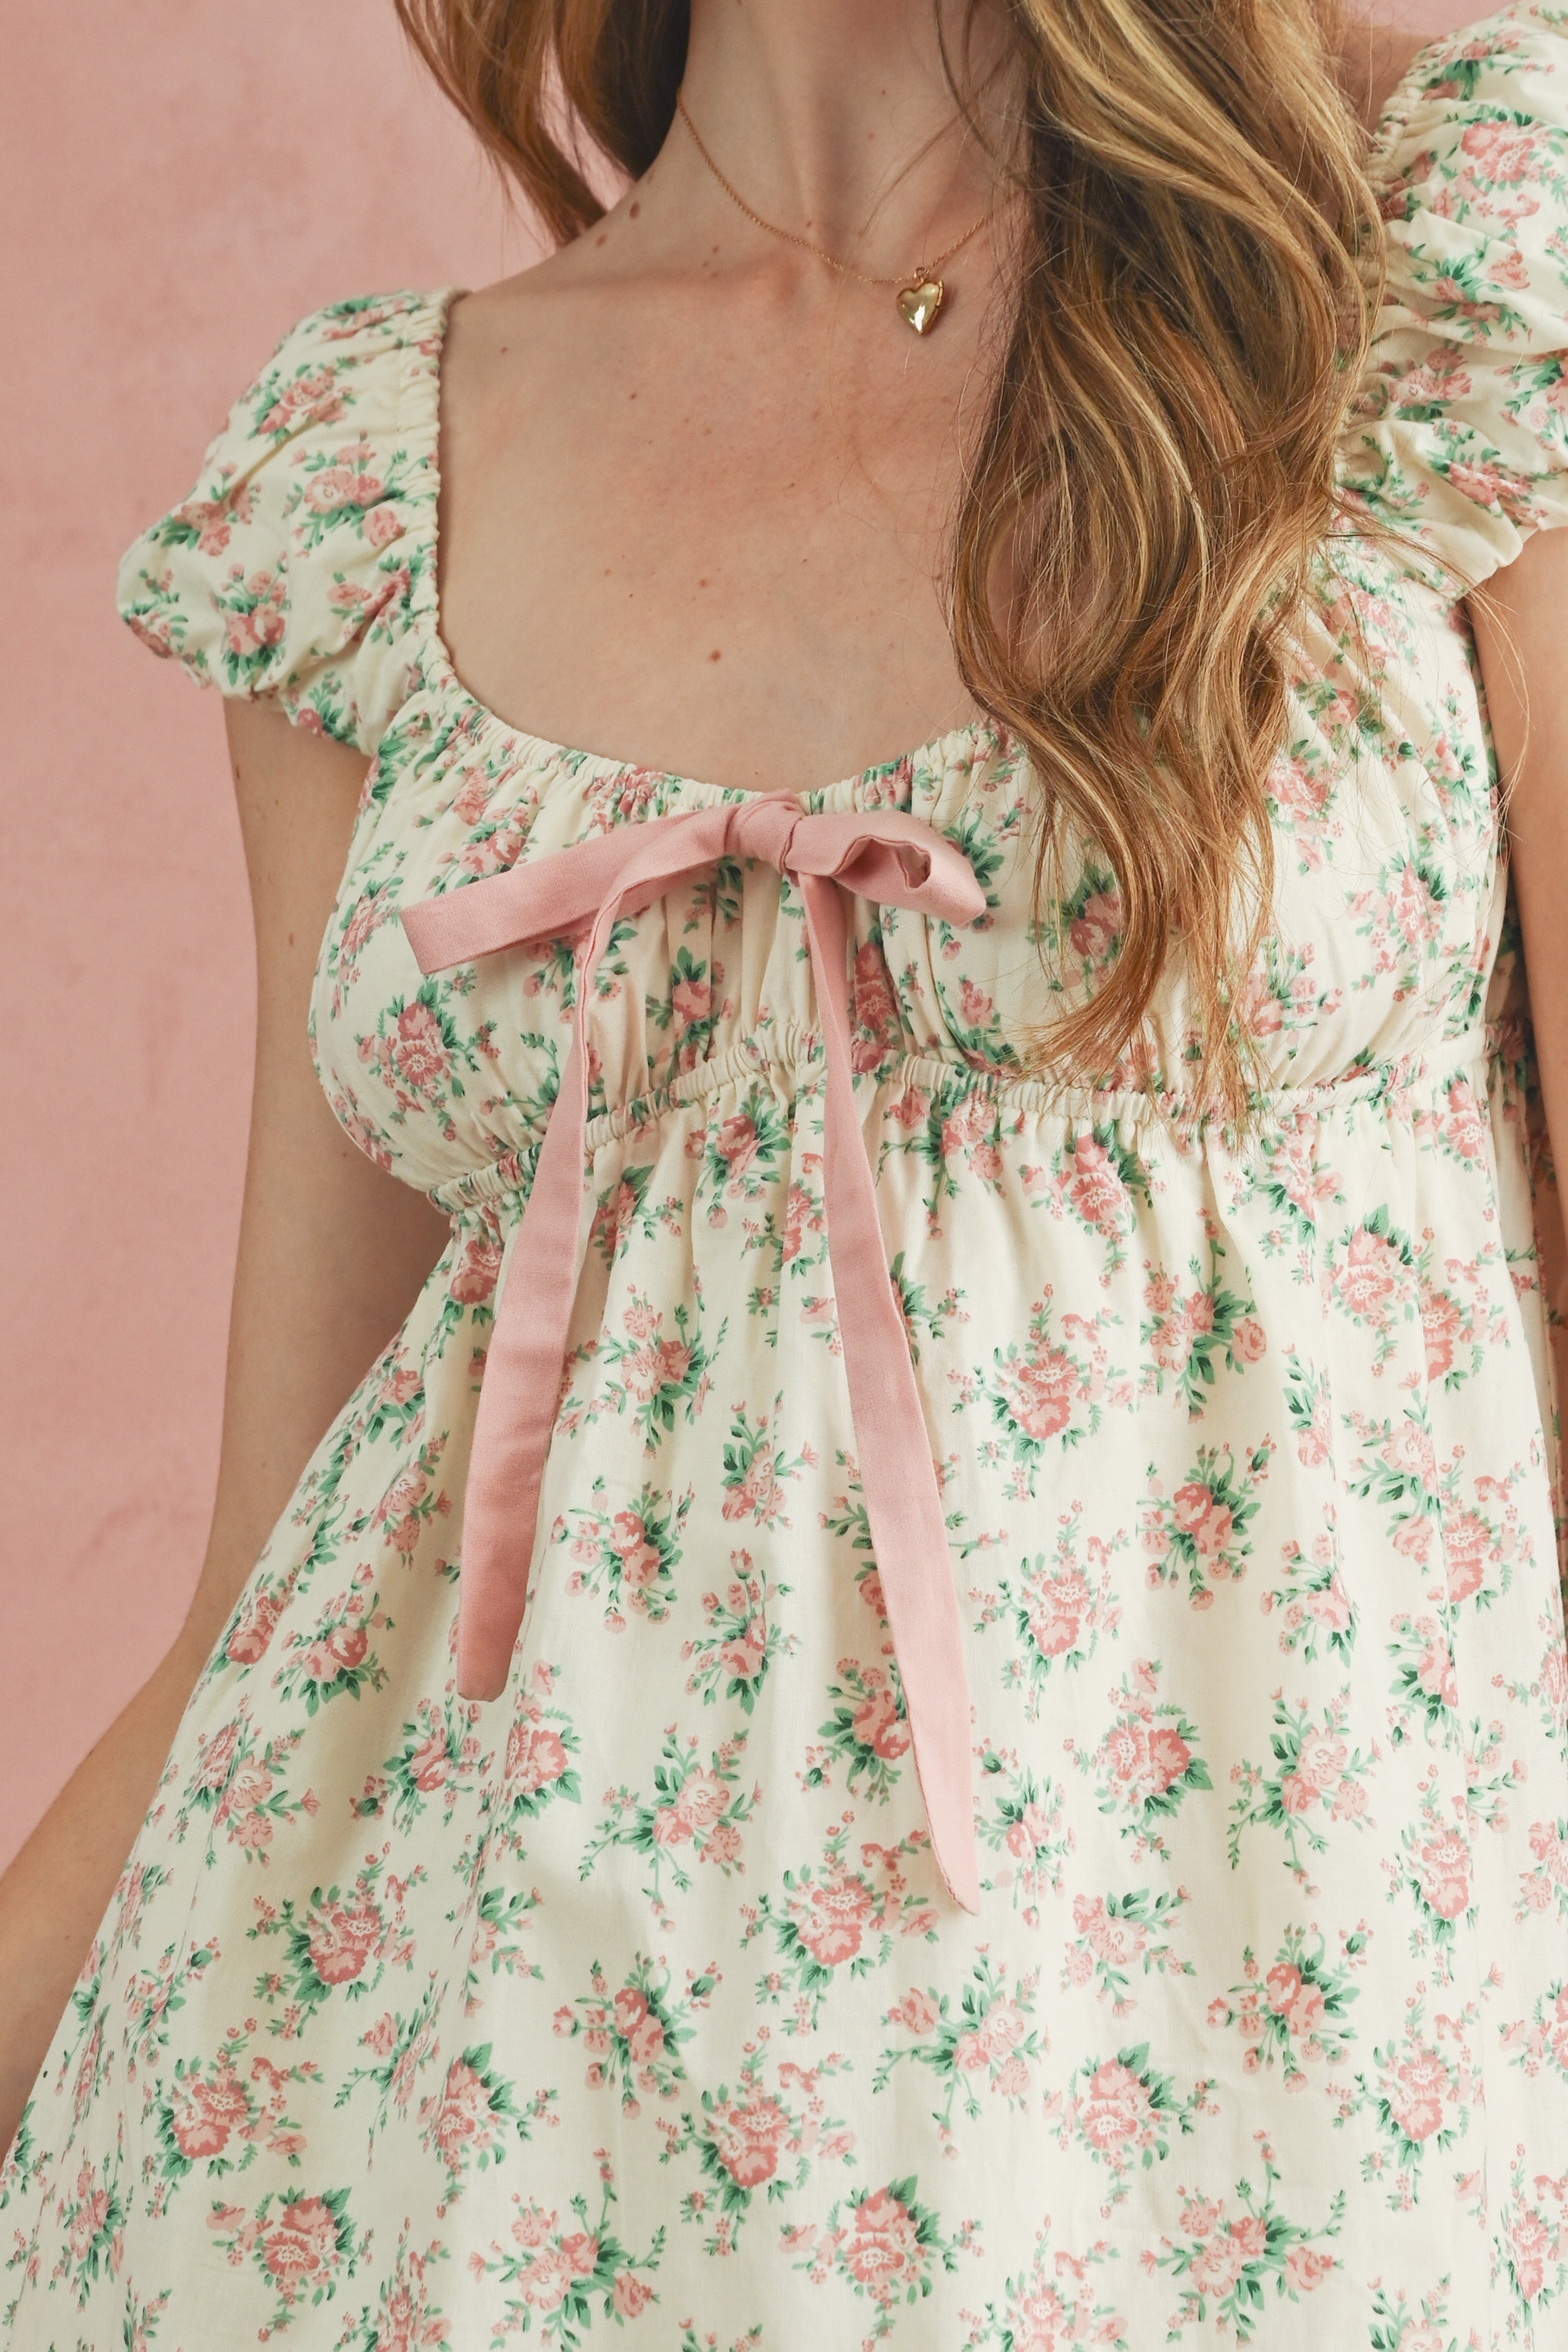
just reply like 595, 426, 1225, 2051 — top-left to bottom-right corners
413, 290, 999, 807
419, 619, 999, 808
405, 0, 1527, 806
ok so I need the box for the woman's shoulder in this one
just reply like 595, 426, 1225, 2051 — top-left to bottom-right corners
1337, 1, 1568, 586
227, 287, 453, 443
1368, 0, 1568, 373
1369, 0, 1568, 213
116, 287, 459, 752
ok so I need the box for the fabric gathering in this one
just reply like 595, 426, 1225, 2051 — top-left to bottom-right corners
9, 4, 1568, 2346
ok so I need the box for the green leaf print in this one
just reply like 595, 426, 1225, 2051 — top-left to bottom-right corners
744, 1818, 936, 2033
661, 2044, 852, 2253
1155, 2142, 1344, 2342
787, 2174, 977, 2342
580, 1727, 754, 1922
558, 1951, 719, 2116
872, 1954, 1045, 2150
206, 2182, 358, 2336
474, 2161, 664, 2348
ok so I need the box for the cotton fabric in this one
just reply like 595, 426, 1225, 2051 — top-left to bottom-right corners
9, 7, 1568, 2344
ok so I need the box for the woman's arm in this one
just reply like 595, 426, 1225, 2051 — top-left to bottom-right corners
0, 702, 449, 2156
1469, 530, 1568, 1535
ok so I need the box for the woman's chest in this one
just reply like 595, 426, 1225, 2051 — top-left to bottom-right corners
437, 279, 989, 797
310, 551, 1505, 1197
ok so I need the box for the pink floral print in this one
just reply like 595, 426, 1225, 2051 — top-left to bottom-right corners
10, 6, 1568, 2344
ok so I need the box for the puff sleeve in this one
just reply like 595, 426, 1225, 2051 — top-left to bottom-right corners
115, 286, 453, 754
1340, 1, 1568, 588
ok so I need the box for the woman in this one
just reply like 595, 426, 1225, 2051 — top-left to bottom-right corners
5, 0, 1568, 2339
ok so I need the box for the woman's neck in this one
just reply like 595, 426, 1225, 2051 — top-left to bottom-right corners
668, 0, 1013, 276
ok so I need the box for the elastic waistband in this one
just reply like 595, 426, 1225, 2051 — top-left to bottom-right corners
427, 1014, 1502, 1215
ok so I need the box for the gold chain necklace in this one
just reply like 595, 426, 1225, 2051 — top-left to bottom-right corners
674, 85, 991, 335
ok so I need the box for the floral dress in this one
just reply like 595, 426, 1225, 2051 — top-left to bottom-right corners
10, 4, 1568, 2345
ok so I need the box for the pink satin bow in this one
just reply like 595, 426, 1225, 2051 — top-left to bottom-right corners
400, 793, 985, 1912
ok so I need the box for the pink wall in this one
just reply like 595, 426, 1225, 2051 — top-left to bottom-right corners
0, 2, 535, 1865
1, 0, 1483, 1867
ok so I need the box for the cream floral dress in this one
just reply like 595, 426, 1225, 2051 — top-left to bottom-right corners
10, 6, 1568, 2346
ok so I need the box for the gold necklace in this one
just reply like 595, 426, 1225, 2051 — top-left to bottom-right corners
674, 86, 991, 335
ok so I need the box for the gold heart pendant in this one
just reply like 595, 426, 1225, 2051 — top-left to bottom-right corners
897, 276, 945, 334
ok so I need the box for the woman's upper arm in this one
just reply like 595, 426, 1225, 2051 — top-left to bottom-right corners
176, 702, 449, 1663
1469, 527, 1568, 800
1470, 530, 1568, 1311
1470, 530, 1568, 1040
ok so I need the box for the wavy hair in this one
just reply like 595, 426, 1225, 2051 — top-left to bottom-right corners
395, 0, 1397, 1117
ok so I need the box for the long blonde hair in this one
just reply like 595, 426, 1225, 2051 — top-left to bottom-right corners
396, 0, 1393, 1115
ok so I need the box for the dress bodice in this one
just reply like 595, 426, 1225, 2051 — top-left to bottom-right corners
115, 2, 1568, 1205
14, 13, 1568, 2343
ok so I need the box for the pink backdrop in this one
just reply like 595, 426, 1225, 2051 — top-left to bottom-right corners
0, 0, 1477, 1867
0, 1, 534, 1864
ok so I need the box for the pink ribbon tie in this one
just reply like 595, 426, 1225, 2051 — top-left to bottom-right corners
401, 794, 985, 1912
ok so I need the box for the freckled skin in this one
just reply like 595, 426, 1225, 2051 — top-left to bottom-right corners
434, 6, 1434, 801
434, 18, 1018, 794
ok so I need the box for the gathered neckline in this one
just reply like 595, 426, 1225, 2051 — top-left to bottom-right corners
416, 583, 1004, 808
399, 0, 1530, 807
410, 286, 1002, 807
